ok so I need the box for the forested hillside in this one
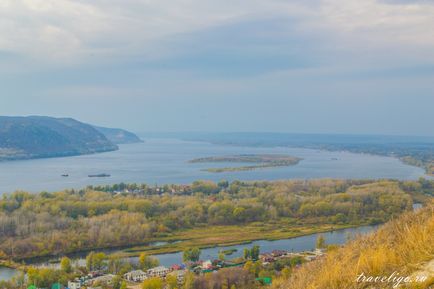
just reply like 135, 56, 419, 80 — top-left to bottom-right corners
93, 126, 142, 144
0, 116, 118, 160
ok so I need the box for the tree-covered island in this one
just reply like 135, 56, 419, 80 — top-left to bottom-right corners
189, 154, 302, 172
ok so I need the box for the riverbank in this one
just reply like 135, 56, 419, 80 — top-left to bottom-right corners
400, 156, 434, 176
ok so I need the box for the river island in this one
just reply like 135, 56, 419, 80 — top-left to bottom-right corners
189, 154, 302, 172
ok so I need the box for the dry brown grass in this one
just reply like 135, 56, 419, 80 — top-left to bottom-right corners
273, 201, 434, 289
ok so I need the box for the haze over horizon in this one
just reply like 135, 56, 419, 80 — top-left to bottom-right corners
1, 0, 433, 136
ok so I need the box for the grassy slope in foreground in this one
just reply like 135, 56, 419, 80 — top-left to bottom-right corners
272, 202, 434, 289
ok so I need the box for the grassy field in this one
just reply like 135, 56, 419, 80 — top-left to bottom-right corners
118, 221, 352, 257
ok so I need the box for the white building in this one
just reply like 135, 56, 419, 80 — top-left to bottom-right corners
147, 266, 170, 278
168, 270, 186, 284
124, 270, 148, 282
68, 280, 82, 289
202, 260, 213, 270
91, 274, 115, 285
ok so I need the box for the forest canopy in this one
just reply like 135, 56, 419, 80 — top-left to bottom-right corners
0, 178, 431, 260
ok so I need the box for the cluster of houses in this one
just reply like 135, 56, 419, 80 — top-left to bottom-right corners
65, 258, 243, 289
112, 185, 193, 196
66, 265, 187, 289
123, 265, 185, 283
67, 272, 116, 289
59, 249, 325, 289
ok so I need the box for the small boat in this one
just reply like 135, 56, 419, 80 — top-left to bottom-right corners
61, 174, 69, 177
88, 173, 111, 178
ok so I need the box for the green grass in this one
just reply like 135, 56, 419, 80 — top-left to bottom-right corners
117, 221, 353, 257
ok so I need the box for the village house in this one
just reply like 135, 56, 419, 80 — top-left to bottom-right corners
124, 270, 148, 282
167, 270, 186, 285
170, 264, 184, 271
271, 250, 286, 257
201, 260, 213, 270
259, 253, 275, 264
147, 266, 170, 278
90, 274, 115, 286
67, 280, 82, 289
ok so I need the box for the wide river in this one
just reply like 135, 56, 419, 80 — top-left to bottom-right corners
0, 138, 428, 194
0, 138, 428, 280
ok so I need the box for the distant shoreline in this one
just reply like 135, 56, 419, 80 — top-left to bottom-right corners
0, 146, 119, 163
179, 136, 434, 177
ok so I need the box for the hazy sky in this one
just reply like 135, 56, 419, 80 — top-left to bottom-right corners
0, 0, 433, 135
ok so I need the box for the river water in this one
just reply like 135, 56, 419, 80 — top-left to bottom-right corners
0, 138, 427, 194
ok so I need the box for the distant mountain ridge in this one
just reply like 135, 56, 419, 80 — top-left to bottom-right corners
0, 116, 140, 161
